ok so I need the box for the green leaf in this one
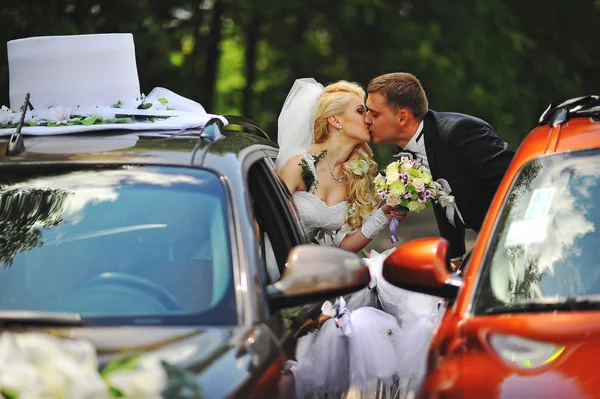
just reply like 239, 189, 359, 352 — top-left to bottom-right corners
157, 97, 168, 104
166, 106, 175, 111
27, 121, 37, 126
139, 102, 153, 109
107, 117, 133, 124
400, 199, 409, 207
101, 352, 142, 378
1, 389, 19, 399
81, 117, 97, 125
108, 387, 124, 398
112, 100, 123, 108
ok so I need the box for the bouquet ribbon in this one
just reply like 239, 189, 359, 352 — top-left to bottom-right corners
390, 217, 398, 243
436, 178, 465, 227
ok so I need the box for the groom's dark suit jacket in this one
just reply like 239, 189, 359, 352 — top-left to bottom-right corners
401, 110, 515, 259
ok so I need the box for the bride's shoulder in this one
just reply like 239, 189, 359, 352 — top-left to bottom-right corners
278, 154, 308, 192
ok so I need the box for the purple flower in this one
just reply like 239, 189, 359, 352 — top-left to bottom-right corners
401, 173, 409, 185
403, 192, 412, 199
400, 156, 410, 162
377, 189, 387, 199
418, 195, 426, 203
412, 159, 421, 168
424, 189, 433, 198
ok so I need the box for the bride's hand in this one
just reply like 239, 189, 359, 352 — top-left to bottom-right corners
381, 204, 407, 221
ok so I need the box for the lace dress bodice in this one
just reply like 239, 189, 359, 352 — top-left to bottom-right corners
294, 191, 347, 242
293, 152, 349, 246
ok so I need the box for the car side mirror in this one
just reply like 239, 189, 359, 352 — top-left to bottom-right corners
267, 244, 370, 310
382, 237, 462, 299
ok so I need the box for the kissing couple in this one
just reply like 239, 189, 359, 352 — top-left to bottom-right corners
276, 73, 515, 398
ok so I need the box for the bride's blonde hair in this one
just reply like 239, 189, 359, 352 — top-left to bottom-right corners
313, 80, 378, 230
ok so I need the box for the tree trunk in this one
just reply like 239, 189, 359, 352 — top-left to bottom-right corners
202, 0, 226, 110
242, 13, 260, 117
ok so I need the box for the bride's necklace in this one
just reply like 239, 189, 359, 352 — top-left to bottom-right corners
324, 152, 347, 186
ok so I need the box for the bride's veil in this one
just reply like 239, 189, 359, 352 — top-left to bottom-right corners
275, 78, 324, 170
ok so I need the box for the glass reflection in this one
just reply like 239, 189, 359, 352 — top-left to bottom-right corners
474, 149, 600, 313
0, 165, 236, 325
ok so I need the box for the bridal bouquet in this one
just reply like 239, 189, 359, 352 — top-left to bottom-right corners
374, 153, 445, 243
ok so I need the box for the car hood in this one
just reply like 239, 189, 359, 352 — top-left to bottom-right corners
1, 325, 279, 398
64, 326, 235, 366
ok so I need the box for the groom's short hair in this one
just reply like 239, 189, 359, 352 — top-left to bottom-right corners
367, 73, 428, 119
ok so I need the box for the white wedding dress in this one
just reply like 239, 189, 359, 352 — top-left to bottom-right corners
287, 153, 445, 399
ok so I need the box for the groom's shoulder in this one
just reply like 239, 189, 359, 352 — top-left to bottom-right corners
428, 110, 492, 133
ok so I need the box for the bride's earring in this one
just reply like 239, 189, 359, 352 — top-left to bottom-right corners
339, 124, 343, 133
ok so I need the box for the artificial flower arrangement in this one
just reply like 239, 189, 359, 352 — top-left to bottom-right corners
0, 332, 203, 399
0, 94, 175, 129
374, 153, 452, 243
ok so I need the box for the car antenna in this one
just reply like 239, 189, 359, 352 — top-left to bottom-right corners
5, 92, 33, 156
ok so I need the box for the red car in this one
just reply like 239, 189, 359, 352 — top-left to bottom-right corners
383, 96, 600, 398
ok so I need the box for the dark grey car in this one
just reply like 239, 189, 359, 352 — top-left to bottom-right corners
0, 117, 369, 398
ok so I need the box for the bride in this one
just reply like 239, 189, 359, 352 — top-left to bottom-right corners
276, 78, 443, 398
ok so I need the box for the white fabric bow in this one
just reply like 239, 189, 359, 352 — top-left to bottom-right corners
436, 178, 465, 227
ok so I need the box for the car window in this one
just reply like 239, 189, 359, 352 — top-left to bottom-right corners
472, 149, 600, 314
248, 159, 306, 281
0, 165, 236, 325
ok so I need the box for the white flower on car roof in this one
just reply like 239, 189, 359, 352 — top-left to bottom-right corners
38, 106, 75, 125
89, 107, 115, 121
0, 106, 41, 125
0, 106, 17, 125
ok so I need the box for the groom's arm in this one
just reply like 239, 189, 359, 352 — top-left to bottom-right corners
433, 203, 466, 260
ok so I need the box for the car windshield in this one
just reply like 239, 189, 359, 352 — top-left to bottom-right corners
472, 149, 600, 314
0, 165, 236, 325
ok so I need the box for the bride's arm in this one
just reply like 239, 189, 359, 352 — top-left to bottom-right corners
278, 155, 305, 195
338, 205, 401, 253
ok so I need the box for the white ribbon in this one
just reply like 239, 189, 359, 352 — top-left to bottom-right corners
334, 297, 353, 336
436, 178, 465, 227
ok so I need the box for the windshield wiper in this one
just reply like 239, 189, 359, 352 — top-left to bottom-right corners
0, 311, 88, 327
482, 297, 600, 315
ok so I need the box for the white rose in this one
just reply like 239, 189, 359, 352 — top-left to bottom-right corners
400, 161, 413, 173
104, 354, 167, 398
412, 177, 425, 192
386, 194, 401, 206
0, 332, 110, 399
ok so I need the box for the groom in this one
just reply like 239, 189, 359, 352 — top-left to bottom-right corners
365, 72, 515, 270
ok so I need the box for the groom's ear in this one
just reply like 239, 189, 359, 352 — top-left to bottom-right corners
396, 109, 410, 127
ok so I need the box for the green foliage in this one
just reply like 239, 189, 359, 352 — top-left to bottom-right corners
1, 1, 598, 164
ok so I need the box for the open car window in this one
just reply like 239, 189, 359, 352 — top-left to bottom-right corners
0, 165, 236, 326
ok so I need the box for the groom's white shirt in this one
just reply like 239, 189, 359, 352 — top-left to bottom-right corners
403, 120, 464, 246
403, 120, 428, 168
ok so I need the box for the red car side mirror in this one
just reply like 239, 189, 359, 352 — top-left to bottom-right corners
382, 237, 462, 299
